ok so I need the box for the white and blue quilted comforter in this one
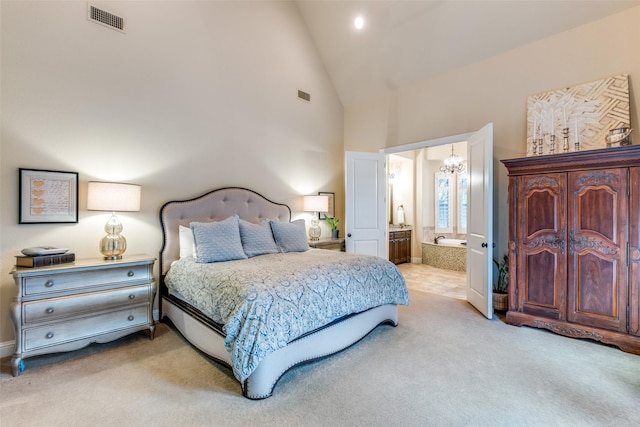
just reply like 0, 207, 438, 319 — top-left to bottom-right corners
164, 249, 410, 382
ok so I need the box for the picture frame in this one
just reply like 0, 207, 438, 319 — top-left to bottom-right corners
318, 191, 335, 220
19, 168, 79, 224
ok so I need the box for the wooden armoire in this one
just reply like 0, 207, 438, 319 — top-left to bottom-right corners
502, 145, 640, 354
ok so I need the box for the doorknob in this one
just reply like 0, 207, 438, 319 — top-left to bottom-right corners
347, 233, 352, 238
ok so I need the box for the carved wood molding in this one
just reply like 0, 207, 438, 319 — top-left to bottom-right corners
575, 170, 619, 187
524, 175, 559, 191
533, 320, 604, 340
570, 229, 619, 256
523, 229, 565, 254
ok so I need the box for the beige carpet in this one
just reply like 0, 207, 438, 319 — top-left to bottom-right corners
1, 281, 639, 426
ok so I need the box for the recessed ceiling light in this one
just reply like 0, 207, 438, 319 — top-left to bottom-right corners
354, 16, 364, 30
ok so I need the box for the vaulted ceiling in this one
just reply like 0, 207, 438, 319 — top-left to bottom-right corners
296, 0, 640, 107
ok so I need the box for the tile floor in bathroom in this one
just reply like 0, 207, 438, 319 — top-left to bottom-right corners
397, 262, 467, 300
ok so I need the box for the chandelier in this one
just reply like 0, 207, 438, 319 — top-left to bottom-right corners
439, 145, 466, 174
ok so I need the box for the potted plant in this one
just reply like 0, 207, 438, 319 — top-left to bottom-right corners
324, 215, 340, 239
493, 253, 509, 312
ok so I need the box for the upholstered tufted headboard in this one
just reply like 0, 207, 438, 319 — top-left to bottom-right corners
158, 187, 291, 278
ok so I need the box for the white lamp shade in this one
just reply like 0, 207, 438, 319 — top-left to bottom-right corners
303, 195, 329, 213
87, 182, 141, 212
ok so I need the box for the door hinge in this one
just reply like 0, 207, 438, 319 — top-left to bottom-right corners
627, 242, 630, 267
627, 305, 630, 332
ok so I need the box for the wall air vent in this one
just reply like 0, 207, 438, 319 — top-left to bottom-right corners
88, 4, 125, 33
297, 90, 311, 103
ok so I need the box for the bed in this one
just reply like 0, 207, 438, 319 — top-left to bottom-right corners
159, 187, 409, 399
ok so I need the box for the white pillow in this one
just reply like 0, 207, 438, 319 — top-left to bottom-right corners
179, 225, 196, 259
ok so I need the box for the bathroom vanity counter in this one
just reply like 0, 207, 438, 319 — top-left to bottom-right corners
389, 225, 411, 264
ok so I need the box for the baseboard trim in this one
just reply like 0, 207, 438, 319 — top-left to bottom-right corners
1, 340, 15, 359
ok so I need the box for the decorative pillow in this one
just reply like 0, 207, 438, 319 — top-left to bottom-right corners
239, 219, 279, 258
178, 225, 196, 259
270, 219, 309, 253
190, 216, 247, 263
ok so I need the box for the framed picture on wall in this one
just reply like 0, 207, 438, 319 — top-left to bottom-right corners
19, 168, 79, 224
318, 191, 335, 220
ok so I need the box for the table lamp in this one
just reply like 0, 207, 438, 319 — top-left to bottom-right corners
87, 181, 141, 259
303, 195, 329, 241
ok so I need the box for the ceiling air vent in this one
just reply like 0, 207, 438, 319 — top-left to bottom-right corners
298, 90, 311, 103
88, 4, 125, 33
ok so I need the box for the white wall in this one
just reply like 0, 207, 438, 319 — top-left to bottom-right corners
345, 6, 640, 260
0, 1, 343, 347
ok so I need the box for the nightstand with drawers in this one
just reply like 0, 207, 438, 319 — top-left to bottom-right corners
9, 255, 156, 376
308, 238, 346, 252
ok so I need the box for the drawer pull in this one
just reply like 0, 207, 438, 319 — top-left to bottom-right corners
45, 332, 54, 339
128, 294, 135, 300
46, 307, 54, 314
127, 271, 135, 277
128, 315, 134, 321
45, 280, 54, 288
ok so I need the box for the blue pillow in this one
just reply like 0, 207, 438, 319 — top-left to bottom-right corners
270, 219, 309, 253
239, 219, 279, 258
191, 216, 247, 263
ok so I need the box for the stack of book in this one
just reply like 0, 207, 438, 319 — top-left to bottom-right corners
15, 253, 76, 268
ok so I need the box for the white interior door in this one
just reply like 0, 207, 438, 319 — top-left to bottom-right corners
345, 151, 387, 257
466, 123, 494, 319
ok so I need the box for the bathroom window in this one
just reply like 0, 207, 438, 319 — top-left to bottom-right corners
435, 172, 467, 234
435, 173, 453, 233
458, 174, 468, 234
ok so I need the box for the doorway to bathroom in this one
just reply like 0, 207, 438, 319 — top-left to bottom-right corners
346, 124, 493, 317
380, 124, 494, 317
389, 143, 469, 301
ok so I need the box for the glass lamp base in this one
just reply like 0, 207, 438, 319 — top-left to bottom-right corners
100, 213, 127, 259
308, 219, 321, 241
100, 234, 127, 260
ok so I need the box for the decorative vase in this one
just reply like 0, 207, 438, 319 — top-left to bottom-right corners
331, 229, 339, 239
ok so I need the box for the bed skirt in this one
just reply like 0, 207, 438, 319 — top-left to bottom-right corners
161, 294, 399, 399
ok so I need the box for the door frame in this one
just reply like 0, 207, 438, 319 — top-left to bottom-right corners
381, 129, 494, 316
382, 132, 475, 261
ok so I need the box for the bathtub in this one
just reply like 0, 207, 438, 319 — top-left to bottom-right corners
436, 238, 467, 246
422, 240, 467, 272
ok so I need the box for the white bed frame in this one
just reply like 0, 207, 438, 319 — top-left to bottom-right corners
159, 187, 399, 399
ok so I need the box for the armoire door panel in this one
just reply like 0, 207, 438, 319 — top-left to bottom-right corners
567, 169, 628, 332
576, 187, 616, 240
517, 174, 567, 320
629, 167, 640, 336
520, 174, 564, 239
522, 250, 565, 320
576, 253, 616, 315
525, 190, 558, 237
525, 251, 559, 307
